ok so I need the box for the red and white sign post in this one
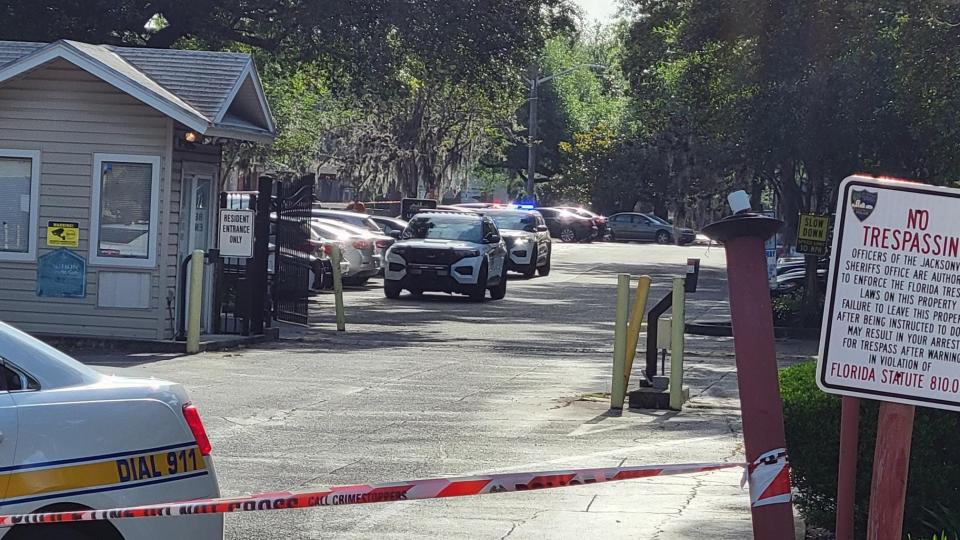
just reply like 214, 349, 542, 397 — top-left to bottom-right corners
819, 175, 960, 538
703, 213, 795, 538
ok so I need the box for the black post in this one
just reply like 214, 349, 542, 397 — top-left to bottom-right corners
645, 292, 673, 382
248, 176, 273, 335
176, 252, 195, 341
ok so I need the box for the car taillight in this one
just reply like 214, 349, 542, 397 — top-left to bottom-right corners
375, 239, 391, 249
353, 239, 369, 249
323, 244, 333, 256
182, 403, 212, 456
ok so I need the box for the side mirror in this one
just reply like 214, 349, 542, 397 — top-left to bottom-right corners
389, 230, 401, 239
536, 225, 548, 232
486, 233, 501, 244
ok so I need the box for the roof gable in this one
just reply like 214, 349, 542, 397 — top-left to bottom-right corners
0, 40, 274, 142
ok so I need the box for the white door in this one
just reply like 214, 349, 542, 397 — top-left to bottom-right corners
182, 175, 215, 333
0, 364, 23, 500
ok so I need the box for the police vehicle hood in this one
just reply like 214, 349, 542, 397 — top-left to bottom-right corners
497, 229, 534, 246
395, 239, 483, 251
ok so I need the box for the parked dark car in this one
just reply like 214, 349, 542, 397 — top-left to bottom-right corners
536, 207, 597, 243
557, 207, 609, 240
772, 267, 829, 297
776, 256, 830, 277
607, 212, 695, 244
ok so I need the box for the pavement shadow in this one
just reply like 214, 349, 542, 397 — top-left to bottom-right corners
289, 259, 731, 354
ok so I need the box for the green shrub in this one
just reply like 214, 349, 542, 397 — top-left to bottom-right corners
780, 360, 960, 538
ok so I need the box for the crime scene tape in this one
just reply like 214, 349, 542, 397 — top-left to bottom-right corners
0, 461, 746, 526
746, 448, 791, 508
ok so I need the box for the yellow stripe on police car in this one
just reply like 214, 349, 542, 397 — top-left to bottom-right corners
5, 446, 205, 500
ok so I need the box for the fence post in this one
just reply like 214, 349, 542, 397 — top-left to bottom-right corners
669, 277, 686, 410
248, 176, 273, 335
611, 274, 630, 409
186, 249, 204, 354
331, 245, 346, 332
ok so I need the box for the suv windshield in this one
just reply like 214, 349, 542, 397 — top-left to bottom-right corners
404, 216, 482, 242
488, 214, 534, 231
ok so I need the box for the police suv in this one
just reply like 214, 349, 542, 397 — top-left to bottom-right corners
0, 322, 222, 540
481, 208, 552, 278
383, 212, 508, 301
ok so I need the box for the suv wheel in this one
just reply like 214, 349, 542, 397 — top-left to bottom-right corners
656, 230, 672, 244
469, 262, 488, 302
559, 227, 577, 243
490, 263, 508, 300
522, 247, 538, 279
538, 247, 551, 276
384, 279, 402, 299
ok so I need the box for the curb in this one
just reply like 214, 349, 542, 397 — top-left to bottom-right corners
686, 322, 820, 340
42, 327, 280, 354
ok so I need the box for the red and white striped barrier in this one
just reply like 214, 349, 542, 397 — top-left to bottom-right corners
0, 461, 749, 526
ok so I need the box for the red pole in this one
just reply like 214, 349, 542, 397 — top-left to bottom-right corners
835, 396, 860, 540
866, 402, 915, 540
704, 214, 795, 539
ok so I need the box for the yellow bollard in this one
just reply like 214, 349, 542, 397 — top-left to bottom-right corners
611, 273, 631, 410
186, 249, 204, 354
331, 244, 346, 332
669, 277, 686, 410
624, 275, 652, 387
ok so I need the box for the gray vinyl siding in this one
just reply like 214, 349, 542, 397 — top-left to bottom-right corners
0, 60, 170, 340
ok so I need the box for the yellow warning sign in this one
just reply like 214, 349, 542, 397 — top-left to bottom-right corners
47, 221, 79, 248
796, 214, 829, 255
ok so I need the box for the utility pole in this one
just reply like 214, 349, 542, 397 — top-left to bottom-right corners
523, 63, 605, 205
526, 66, 539, 204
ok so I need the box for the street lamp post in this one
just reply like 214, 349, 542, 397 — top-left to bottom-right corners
524, 63, 605, 203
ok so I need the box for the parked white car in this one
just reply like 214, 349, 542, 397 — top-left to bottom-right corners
0, 322, 222, 540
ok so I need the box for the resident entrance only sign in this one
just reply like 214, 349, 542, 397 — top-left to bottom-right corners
817, 176, 960, 411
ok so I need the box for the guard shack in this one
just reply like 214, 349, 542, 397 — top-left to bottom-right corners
0, 40, 275, 341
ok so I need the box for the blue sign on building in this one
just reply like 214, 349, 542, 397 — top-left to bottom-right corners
37, 248, 86, 298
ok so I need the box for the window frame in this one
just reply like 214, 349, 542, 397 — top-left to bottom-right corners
0, 358, 40, 392
0, 149, 41, 262
89, 153, 162, 268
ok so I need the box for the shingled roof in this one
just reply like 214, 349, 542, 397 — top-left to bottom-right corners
0, 40, 275, 143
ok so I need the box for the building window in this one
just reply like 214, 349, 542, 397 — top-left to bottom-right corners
90, 154, 161, 268
0, 150, 40, 262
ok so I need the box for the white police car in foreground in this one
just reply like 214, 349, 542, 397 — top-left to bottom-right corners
383, 212, 508, 301
0, 322, 222, 540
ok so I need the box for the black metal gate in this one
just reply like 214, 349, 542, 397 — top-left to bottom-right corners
271, 174, 314, 325
214, 177, 272, 335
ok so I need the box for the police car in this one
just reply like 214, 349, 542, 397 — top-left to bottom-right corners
480, 208, 552, 278
0, 322, 222, 540
383, 212, 508, 301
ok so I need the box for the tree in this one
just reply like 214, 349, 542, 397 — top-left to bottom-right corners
2, 0, 575, 90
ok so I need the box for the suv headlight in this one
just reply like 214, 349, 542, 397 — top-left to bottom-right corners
390, 246, 407, 257
452, 249, 480, 258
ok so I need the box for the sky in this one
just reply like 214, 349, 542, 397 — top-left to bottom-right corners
573, 0, 619, 23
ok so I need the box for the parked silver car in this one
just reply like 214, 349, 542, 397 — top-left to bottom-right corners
607, 212, 696, 244
310, 220, 381, 286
